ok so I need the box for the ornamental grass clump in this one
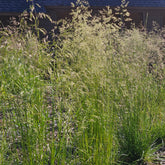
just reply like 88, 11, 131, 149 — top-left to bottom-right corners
0, 0, 165, 164
51, 1, 165, 164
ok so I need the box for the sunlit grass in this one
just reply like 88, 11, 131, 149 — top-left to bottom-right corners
0, 2, 165, 165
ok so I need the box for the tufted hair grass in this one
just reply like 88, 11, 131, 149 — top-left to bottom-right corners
0, 1, 165, 164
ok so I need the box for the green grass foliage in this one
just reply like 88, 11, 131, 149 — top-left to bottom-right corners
0, 2, 165, 165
